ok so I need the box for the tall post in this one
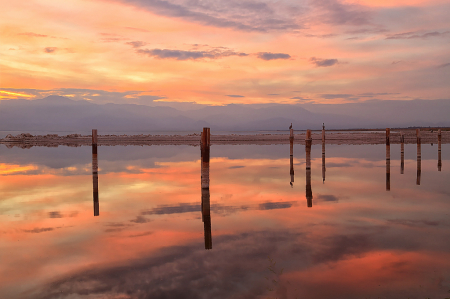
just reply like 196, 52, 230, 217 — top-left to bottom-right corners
322, 124, 326, 183
386, 128, 390, 146
305, 130, 313, 208
438, 129, 442, 171
416, 128, 421, 145
201, 127, 212, 249
92, 129, 98, 155
400, 133, 404, 174
322, 123, 325, 143
290, 128, 294, 186
92, 129, 99, 216
417, 129, 421, 185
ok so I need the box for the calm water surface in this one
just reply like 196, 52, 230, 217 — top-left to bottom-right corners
0, 143, 449, 299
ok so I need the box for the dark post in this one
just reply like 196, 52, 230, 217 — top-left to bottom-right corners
201, 127, 212, 249
386, 128, 390, 146
92, 129, 98, 155
438, 129, 442, 171
416, 128, 421, 145
306, 130, 313, 207
322, 123, 325, 143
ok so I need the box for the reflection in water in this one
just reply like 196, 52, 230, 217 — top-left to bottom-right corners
1, 141, 450, 299
201, 128, 212, 250
92, 129, 99, 216
305, 130, 312, 208
322, 123, 326, 183
438, 129, 442, 171
400, 133, 405, 174
386, 129, 390, 191
417, 129, 421, 185
290, 128, 294, 187
386, 144, 390, 191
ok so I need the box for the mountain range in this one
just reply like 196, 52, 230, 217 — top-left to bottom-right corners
1, 96, 449, 133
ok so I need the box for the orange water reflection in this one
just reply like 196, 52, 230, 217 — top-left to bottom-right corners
0, 144, 449, 298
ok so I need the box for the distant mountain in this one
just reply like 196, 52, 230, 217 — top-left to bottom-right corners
0, 96, 449, 133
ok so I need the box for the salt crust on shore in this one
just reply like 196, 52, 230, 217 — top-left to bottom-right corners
1, 130, 448, 148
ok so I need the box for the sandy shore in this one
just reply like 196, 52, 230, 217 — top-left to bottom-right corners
0, 130, 448, 148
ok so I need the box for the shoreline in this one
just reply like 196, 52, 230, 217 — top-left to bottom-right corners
0, 130, 448, 148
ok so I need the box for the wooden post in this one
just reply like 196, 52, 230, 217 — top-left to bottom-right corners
416, 128, 421, 145
92, 129, 98, 155
305, 133, 312, 208
400, 133, 404, 174
201, 128, 210, 190
92, 143, 99, 216
438, 129, 442, 171
386, 143, 390, 191
386, 128, 390, 146
306, 129, 312, 142
322, 123, 325, 143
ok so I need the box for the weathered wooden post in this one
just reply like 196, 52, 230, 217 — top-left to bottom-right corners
322, 124, 326, 183
438, 129, 442, 171
290, 127, 294, 186
322, 123, 325, 143
400, 133, 404, 174
416, 128, 421, 145
416, 129, 421, 185
201, 127, 212, 249
386, 128, 390, 191
386, 128, 390, 146
92, 129, 99, 216
305, 130, 313, 207
92, 129, 98, 155
201, 128, 210, 189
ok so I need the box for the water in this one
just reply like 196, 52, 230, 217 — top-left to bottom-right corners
0, 143, 449, 298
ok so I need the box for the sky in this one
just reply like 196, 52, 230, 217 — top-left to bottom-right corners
1, 0, 450, 106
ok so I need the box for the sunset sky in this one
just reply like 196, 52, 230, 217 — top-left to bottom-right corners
1, 0, 449, 105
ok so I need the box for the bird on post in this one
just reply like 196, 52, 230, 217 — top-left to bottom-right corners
289, 123, 292, 130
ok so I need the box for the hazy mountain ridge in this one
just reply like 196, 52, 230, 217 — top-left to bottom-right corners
0, 96, 449, 133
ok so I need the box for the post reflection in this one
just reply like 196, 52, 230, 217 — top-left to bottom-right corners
322, 123, 326, 183
306, 130, 312, 208
416, 129, 421, 185
92, 129, 99, 216
386, 129, 390, 191
438, 129, 442, 171
400, 133, 404, 174
290, 127, 294, 187
201, 127, 212, 250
